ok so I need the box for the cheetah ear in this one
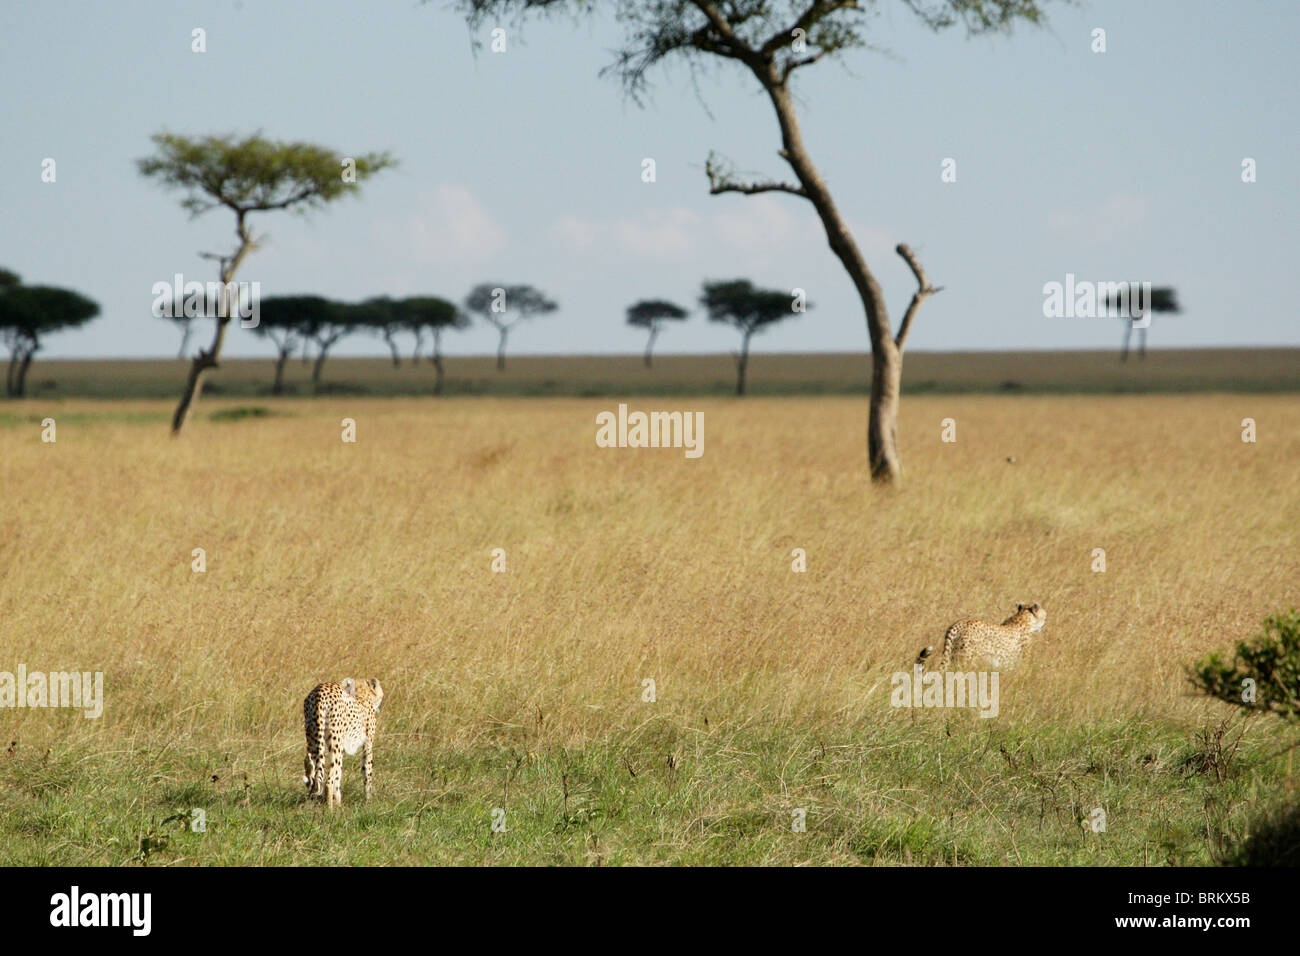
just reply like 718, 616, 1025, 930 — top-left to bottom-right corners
341, 678, 356, 701
1017, 603, 1025, 612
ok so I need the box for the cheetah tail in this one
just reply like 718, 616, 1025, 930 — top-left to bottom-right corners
916, 645, 934, 667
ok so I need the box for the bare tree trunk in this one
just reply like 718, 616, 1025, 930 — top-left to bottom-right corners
14, 342, 37, 397
383, 329, 401, 367
1121, 321, 1132, 363
171, 214, 253, 434
413, 328, 425, 366
172, 324, 226, 432
644, 325, 659, 368
433, 329, 445, 395
1138, 327, 1147, 361
736, 329, 752, 396
869, 341, 903, 480
272, 350, 289, 394
5, 348, 18, 397
496, 327, 509, 371
312, 346, 329, 386
178, 321, 193, 360
761, 78, 916, 482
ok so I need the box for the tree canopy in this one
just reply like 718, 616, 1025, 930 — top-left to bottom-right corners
443, 1, 1051, 99
627, 299, 689, 328
0, 278, 100, 397
138, 132, 394, 218
700, 279, 801, 334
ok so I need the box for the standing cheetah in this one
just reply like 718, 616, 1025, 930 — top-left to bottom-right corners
303, 678, 384, 807
916, 603, 1047, 670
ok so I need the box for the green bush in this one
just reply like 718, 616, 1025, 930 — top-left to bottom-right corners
1191, 610, 1300, 720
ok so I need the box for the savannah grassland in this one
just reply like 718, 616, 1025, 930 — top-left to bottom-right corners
1, 354, 1298, 866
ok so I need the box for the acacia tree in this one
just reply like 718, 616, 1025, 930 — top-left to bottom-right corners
701, 279, 804, 395
438, 0, 1056, 481
463, 282, 557, 370
252, 295, 328, 393
627, 299, 689, 368
0, 280, 100, 398
138, 132, 393, 432
1102, 285, 1181, 362
361, 296, 408, 367
399, 296, 468, 393
304, 300, 364, 387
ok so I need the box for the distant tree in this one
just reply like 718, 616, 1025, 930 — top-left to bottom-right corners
463, 283, 557, 370
304, 300, 365, 387
360, 296, 407, 367
1103, 285, 1181, 362
138, 131, 394, 432
626, 299, 688, 368
398, 296, 468, 394
252, 295, 331, 394
700, 279, 805, 396
0, 282, 100, 397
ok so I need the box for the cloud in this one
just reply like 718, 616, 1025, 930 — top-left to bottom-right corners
710, 196, 810, 251
1048, 193, 1152, 243
612, 207, 701, 258
383, 185, 507, 265
550, 197, 827, 262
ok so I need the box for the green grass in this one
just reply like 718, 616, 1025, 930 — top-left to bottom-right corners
1, 714, 1291, 865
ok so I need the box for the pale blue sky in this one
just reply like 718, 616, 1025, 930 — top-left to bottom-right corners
2, 0, 1296, 359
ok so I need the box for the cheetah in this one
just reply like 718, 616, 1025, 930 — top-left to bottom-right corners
303, 678, 384, 807
916, 603, 1046, 670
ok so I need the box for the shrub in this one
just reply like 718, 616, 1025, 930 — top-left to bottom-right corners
1190, 610, 1300, 720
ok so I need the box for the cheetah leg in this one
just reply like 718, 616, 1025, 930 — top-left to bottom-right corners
312, 706, 328, 798
303, 699, 320, 797
363, 737, 374, 802
939, 629, 963, 670
327, 740, 344, 807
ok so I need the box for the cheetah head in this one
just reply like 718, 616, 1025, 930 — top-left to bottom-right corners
1016, 603, 1047, 631
341, 677, 385, 712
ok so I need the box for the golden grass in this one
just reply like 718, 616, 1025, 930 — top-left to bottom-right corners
3, 392, 1296, 766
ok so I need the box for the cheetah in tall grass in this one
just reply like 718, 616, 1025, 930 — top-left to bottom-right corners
916, 603, 1047, 670
303, 678, 384, 807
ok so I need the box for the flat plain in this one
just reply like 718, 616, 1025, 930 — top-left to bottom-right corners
1, 352, 1297, 864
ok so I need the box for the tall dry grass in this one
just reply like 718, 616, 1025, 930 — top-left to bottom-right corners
1, 394, 1296, 863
